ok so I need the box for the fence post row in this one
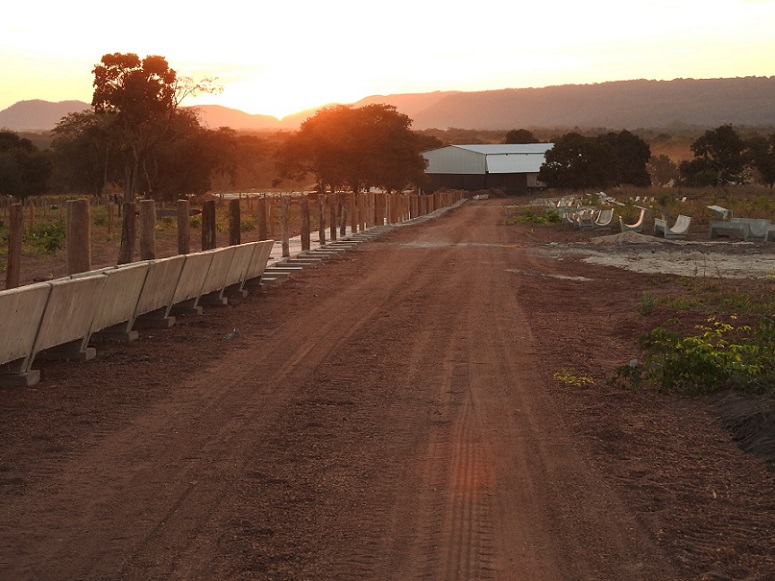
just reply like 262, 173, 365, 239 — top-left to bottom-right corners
3, 191, 465, 291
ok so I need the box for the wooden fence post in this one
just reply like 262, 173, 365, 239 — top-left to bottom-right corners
281, 195, 290, 258
318, 194, 326, 245
5, 204, 23, 289
117, 202, 136, 265
300, 195, 311, 251
139, 199, 156, 260
349, 192, 357, 234
267, 197, 275, 238
66, 198, 91, 274
228, 198, 241, 246
201, 199, 216, 250
257, 196, 268, 241
339, 193, 347, 237
177, 199, 190, 255
329, 192, 337, 242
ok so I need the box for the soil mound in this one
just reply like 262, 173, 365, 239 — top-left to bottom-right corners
589, 231, 660, 245
715, 392, 775, 469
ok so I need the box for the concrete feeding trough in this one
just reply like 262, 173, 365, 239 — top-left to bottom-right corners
0, 282, 53, 387
88, 262, 151, 343
133, 255, 187, 329
32, 274, 108, 364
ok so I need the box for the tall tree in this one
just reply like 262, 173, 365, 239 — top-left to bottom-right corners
92, 53, 179, 202
539, 131, 650, 189
747, 133, 775, 188
599, 130, 651, 187
91, 53, 218, 262
277, 104, 427, 193
689, 124, 746, 185
538, 132, 612, 189
648, 154, 679, 187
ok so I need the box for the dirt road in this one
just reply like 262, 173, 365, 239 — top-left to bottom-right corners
1, 199, 773, 580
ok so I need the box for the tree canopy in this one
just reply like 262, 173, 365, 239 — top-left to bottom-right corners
504, 129, 538, 144
538, 130, 650, 189
277, 104, 428, 193
747, 133, 775, 189
91, 53, 181, 200
0, 131, 51, 198
679, 124, 747, 186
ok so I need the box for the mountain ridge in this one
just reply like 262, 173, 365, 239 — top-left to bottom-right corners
2, 77, 774, 133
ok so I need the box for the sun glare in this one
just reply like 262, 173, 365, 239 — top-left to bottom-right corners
185, 64, 375, 120
2, 0, 775, 116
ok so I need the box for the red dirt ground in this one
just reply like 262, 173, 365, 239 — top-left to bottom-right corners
1, 198, 774, 580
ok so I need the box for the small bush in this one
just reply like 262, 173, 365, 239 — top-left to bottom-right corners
510, 209, 562, 225
636, 316, 775, 394
26, 221, 65, 254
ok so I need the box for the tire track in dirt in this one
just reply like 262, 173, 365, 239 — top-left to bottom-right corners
0, 250, 435, 580
0, 200, 690, 580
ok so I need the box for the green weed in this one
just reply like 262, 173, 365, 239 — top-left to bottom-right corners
633, 316, 775, 394
553, 369, 595, 387
638, 291, 657, 316
26, 221, 65, 254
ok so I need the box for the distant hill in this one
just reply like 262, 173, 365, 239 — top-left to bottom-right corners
0, 99, 90, 132
398, 77, 775, 130
2, 77, 774, 133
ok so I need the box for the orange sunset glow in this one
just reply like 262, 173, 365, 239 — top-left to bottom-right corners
2, 0, 774, 119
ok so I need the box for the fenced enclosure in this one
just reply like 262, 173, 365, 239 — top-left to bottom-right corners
1, 190, 461, 290
1, 190, 464, 387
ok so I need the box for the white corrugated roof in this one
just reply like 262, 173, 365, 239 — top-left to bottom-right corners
452, 144, 554, 155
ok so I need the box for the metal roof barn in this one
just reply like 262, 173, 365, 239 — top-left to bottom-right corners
422, 144, 554, 195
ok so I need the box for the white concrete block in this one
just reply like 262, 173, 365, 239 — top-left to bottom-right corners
224, 243, 258, 290
200, 246, 237, 296
245, 240, 275, 281
32, 274, 107, 360
0, 282, 52, 368
134, 255, 186, 318
89, 261, 150, 336
172, 249, 217, 306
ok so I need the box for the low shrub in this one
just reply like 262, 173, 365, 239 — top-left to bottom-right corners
26, 220, 65, 254
634, 316, 775, 394
510, 209, 562, 225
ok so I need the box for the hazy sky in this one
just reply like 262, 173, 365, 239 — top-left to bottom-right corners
1, 0, 773, 119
